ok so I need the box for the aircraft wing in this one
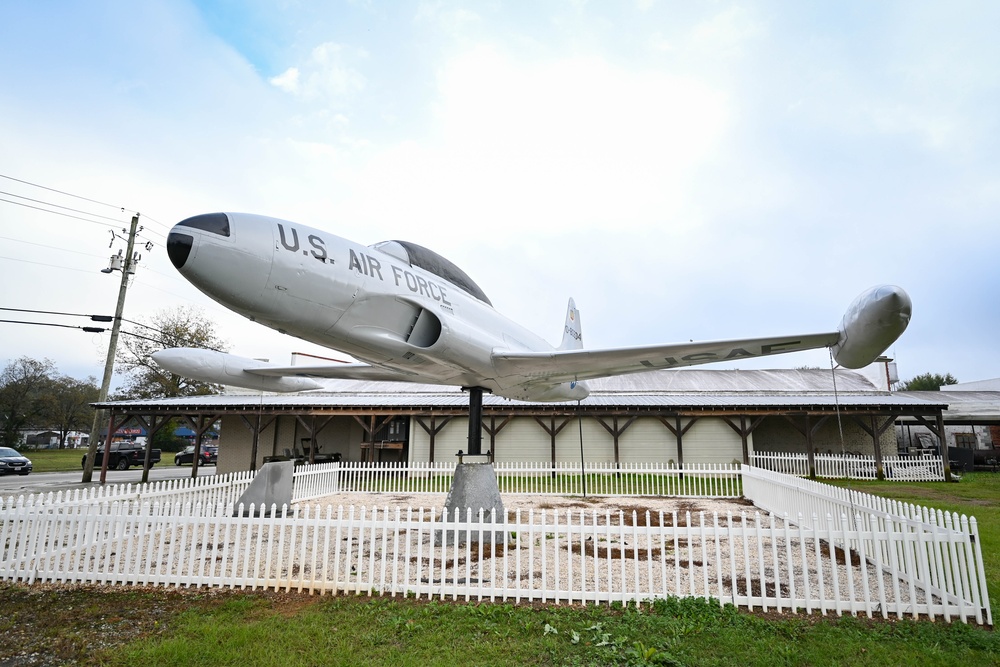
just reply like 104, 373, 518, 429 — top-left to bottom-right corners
492, 332, 842, 385
151, 348, 424, 393
246, 362, 421, 382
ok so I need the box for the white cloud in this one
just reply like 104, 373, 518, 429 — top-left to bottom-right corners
343, 45, 729, 241
269, 66, 300, 93
270, 42, 366, 103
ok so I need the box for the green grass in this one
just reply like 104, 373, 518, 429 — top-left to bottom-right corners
15, 446, 87, 472
2, 469, 997, 665
351, 473, 742, 498
1, 584, 995, 667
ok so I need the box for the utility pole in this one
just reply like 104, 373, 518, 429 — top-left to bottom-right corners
82, 214, 140, 483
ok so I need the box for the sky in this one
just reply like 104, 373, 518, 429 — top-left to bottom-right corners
1, 0, 998, 391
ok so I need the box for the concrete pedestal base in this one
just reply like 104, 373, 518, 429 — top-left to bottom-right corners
436, 462, 506, 545
234, 460, 293, 516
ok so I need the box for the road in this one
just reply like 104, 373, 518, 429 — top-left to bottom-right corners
0, 465, 217, 498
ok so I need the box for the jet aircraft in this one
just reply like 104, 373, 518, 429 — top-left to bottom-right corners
156, 213, 912, 408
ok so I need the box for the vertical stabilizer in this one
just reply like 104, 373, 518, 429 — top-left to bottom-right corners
558, 298, 583, 350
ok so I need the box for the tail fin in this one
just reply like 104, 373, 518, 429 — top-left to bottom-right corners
558, 298, 583, 350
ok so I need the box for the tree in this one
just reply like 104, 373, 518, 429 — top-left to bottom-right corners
114, 306, 230, 399
39, 375, 99, 448
900, 372, 958, 391
0, 357, 56, 448
152, 417, 188, 453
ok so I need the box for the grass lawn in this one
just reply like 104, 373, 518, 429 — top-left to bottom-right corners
1, 469, 996, 665
15, 447, 87, 473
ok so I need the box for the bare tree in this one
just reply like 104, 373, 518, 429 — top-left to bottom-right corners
115, 306, 230, 399
0, 357, 56, 448
39, 375, 99, 448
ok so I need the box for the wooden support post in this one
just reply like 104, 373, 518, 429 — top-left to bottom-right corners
721, 416, 765, 465
415, 415, 453, 463
534, 416, 573, 477
185, 414, 219, 478
482, 416, 512, 463
99, 409, 118, 484
938, 411, 952, 482
239, 414, 277, 470
805, 415, 817, 479
657, 415, 698, 469
595, 416, 636, 471
134, 415, 171, 484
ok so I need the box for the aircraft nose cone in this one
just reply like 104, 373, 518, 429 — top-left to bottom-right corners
876, 285, 912, 322
167, 230, 194, 269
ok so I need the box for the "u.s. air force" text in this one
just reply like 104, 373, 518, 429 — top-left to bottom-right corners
276, 224, 452, 306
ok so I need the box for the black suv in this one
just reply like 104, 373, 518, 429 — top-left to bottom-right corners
82, 442, 161, 470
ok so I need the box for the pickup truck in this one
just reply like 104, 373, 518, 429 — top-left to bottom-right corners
82, 442, 161, 470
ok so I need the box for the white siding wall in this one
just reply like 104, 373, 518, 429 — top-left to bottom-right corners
217, 415, 253, 474
553, 418, 613, 464
409, 416, 465, 463
680, 418, 745, 465
618, 418, 678, 464
400, 415, 747, 466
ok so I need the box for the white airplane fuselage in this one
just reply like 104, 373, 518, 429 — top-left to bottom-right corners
163, 212, 911, 402
167, 212, 585, 400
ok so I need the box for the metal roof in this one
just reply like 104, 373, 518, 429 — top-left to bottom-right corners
97, 368, 946, 411
898, 391, 1000, 421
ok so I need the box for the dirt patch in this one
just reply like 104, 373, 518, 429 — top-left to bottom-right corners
723, 574, 792, 599
568, 540, 665, 562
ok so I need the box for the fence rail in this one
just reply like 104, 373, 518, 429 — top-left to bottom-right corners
1, 462, 989, 624
293, 461, 742, 503
742, 465, 991, 625
0, 495, 988, 623
2, 470, 257, 517
750, 451, 945, 481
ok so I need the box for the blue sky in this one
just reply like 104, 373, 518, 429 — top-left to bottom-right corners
1, 1, 998, 388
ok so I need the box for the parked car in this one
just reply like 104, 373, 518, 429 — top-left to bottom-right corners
175, 445, 218, 466
81, 442, 161, 470
0, 447, 32, 475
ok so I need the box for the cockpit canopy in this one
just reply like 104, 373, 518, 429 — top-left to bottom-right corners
370, 240, 492, 306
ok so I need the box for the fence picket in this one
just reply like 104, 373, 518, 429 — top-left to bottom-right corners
0, 462, 990, 624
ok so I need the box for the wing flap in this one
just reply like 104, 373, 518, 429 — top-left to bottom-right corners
246, 363, 422, 383
493, 332, 841, 384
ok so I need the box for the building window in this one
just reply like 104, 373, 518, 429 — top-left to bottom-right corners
955, 433, 977, 449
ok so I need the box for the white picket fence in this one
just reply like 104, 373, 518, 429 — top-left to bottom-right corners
293, 461, 742, 503
0, 493, 989, 623
0, 463, 990, 623
3, 470, 257, 517
742, 465, 991, 625
750, 451, 945, 481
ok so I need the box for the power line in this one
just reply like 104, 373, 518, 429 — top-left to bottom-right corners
0, 196, 122, 228
0, 307, 113, 320
0, 189, 129, 224
0, 319, 107, 333
0, 172, 131, 212
0, 317, 218, 349
0, 253, 102, 274
118, 317, 226, 352
0, 234, 108, 260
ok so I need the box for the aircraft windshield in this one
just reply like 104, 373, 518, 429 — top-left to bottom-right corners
370, 240, 492, 306
176, 213, 231, 237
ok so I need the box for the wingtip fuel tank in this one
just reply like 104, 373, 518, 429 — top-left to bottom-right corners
831, 285, 912, 369
152, 348, 324, 392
